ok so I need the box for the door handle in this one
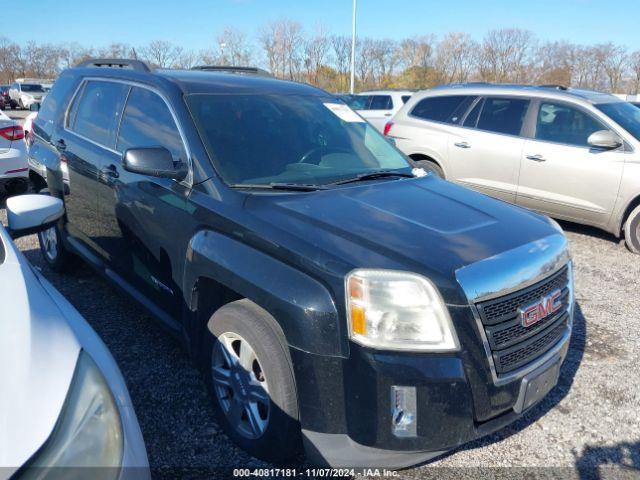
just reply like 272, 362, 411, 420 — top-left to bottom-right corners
384, 113, 392, 117
100, 164, 119, 179
526, 154, 546, 162
454, 141, 471, 149
54, 139, 66, 151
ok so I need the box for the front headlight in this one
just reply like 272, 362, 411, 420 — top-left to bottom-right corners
346, 269, 459, 351
21, 351, 123, 479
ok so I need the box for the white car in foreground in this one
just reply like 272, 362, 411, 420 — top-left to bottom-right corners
1, 195, 149, 478
0, 110, 28, 195
345, 90, 413, 132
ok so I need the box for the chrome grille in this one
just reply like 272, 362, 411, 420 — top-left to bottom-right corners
476, 266, 570, 374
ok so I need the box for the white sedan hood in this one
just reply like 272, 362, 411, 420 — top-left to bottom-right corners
0, 231, 80, 469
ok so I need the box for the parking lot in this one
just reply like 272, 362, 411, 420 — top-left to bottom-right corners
3, 109, 640, 479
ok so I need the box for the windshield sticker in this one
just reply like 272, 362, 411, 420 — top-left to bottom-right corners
324, 103, 365, 123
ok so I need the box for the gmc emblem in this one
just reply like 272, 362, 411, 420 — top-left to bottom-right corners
519, 289, 562, 327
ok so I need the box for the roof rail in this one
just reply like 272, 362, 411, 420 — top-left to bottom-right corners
190, 65, 272, 77
539, 84, 569, 91
75, 58, 151, 72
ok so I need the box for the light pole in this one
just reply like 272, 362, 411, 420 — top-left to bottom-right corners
219, 42, 227, 65
349, 0, 357, 94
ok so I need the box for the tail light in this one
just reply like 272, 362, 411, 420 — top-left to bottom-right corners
383, 121, 393, 136
0, 125, 25, 141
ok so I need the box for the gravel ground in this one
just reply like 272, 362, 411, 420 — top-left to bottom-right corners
1, 120, 638, 479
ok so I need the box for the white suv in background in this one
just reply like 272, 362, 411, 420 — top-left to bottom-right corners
0, 110, 28, 195
346, 90, 413, 132
388, 83, 640, 253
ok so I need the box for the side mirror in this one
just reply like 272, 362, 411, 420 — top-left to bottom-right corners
29, 102, 40, 112
6, 194, 64, 239
587, 130, 622, 150
122, 147, 187, 181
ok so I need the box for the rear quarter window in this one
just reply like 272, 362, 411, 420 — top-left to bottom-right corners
411, 95, 476, 124
38, 72, 80, 130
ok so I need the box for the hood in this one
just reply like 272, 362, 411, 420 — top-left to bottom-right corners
245, 176, 560, 303
0, 229, 80, 469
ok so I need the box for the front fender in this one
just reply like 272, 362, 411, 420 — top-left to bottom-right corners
183, 230, 346, 358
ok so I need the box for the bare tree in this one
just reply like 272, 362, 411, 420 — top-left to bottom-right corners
215, 26, 253, 66
59, 42, 94, 69
434, 32, 477, 84
140, 40, 181, 68
369, 39, 398, 86
0, 37, 21, 83
398, 36, 435, 71
602, 43, 628, 92
303, 25, 330, 85
630, 50, 640, 94
477, 28, 535, 82
355, 38, 376, 88
258, 18, 304, 80
532, 41, 574, 86
331, 35, 351, 91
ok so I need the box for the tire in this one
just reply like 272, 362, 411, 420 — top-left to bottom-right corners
624, 204, 640, 254
414, 159, 444, 178
203, 299, 301, 463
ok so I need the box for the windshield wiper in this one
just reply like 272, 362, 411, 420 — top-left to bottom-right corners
230, 182, 328, 191
329, 170, 414, 186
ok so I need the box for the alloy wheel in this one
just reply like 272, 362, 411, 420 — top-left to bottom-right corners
212, 332, 270, 439
39, 226, 58, 261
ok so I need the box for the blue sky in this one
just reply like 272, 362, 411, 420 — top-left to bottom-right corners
10, 0, 640, 50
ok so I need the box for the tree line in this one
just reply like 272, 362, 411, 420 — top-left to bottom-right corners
1, 20, 640, 95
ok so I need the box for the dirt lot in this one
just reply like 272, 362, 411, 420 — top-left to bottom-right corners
3, 108, 639, 479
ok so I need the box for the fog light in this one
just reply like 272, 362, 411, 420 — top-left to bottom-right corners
391, 386, 417, 437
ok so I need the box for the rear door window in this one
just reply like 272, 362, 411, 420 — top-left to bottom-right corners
476, 97, 530, 136
536, 102, 606, 147
369, 95, 393, 110
116, 87, 186, 161
411, 95, 476, 124
70, 80, 129, 148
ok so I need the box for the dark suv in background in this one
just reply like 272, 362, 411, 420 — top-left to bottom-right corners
30, 59, 574, 468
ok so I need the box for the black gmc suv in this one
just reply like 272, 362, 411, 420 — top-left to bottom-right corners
30, 59, 574, 468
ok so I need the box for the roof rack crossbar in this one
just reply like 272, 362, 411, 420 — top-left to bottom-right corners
75, 58, 151, 72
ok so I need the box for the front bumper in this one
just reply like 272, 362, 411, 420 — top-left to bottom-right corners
298, 331, 570, 469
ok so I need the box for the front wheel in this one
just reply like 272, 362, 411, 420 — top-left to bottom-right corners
624, 204, 640, 254
203, 299, 301, 462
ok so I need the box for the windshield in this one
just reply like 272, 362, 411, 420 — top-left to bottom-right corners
21, 84, 45, 93
187, 94, 410, 186
596, 102, 640, 142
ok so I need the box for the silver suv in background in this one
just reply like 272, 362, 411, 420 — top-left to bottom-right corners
345, 90, 413, 132
388, 84, 640, 253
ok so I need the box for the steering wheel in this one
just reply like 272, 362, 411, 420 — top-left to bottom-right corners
297, 147, 352, 164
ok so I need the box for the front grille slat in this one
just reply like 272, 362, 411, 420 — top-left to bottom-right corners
475, 266, 570, 375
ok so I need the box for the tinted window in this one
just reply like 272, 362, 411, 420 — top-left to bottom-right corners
21, 84, 45, 93
411, 96, 474, 123
117, 87, 186, 161
596, 102, 640, 142
463, 98, 483, 127
71, 81, 129, 148
369, 95, 392, 110
536, 102, 605, 146
476, 97, 529, 135
187, 94, 410, 186
401, 95, 412, 104
347, 96, 370, 110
